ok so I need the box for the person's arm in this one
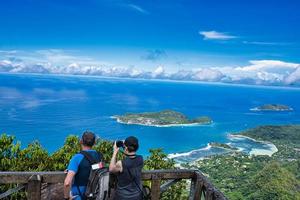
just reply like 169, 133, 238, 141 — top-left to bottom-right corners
109, 141, 123, 173
64, 171, 75, 199
63, 154, 81, 199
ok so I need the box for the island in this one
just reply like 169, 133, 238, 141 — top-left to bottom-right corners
112, 110, 213, 127
250, 104, 293, 111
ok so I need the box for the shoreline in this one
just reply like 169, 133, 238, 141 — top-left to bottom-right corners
227, 134, 278, 156
167, 143, 212, 160
250, 108, 293, 112
168, 134, 278, 163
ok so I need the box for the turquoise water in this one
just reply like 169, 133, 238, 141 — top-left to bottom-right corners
1, 73, 300, 161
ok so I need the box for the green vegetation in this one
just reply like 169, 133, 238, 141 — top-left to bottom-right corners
239, 125, 300, 160
0, 134, 186, 200
184, 125, 300, 200
209, 142, 238, 151
251, 104, 293, 111
114, 110, 212, 126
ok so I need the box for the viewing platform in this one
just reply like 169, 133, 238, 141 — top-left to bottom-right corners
0, 169, 227, 200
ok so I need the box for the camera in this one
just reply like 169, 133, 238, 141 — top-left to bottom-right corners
116, 140, 124, 148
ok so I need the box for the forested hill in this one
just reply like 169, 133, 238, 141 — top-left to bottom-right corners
240, 125, 300, 160
185, 125, 300, 200
240, 125, 300, 144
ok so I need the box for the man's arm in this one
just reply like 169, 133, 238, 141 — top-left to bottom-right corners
64, 171, 75, 199
109, 142, 123, 173
63, 154, 81, 199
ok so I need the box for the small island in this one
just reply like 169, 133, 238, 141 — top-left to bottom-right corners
250, 104, 293, 111
209, 142, 238, 151
113, 110, 212, 127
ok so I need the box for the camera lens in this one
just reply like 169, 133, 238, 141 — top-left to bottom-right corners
116, 140, 124, 148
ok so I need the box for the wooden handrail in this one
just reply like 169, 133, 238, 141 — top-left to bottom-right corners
0, 170, 227, 200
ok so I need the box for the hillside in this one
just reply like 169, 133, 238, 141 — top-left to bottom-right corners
185, 125, 300, 200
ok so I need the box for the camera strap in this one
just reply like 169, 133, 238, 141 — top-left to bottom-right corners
126, 166, 147, 199
121, 151, 136, 157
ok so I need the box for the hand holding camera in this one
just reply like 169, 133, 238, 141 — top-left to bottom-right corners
116, 140, 125, 148
113, 140, 124, 154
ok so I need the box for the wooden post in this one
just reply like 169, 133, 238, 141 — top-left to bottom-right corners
150, 175, 161, 200
189, 173, 203, 200
27, 175, 42, 200
205, 188, 213, 200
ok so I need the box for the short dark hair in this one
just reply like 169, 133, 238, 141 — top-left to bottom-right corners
124, 136, 139, 152
81, 131, 96, 147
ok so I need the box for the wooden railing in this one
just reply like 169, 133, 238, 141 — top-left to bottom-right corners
0, 169, 227, 200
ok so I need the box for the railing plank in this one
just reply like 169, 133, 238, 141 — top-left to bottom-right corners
0, 172, 65, 184
0, 170, 194, 183
142, 169, 195, 180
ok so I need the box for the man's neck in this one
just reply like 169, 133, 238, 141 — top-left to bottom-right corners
125, 151, 136, 157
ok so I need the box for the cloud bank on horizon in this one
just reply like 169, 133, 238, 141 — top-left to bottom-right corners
1, 50, 300, 87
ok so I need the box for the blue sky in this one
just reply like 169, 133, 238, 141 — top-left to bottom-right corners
1, 0, 300, 86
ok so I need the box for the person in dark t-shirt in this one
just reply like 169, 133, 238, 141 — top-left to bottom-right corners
109, 136, 144, 200
64, 131, 102, 200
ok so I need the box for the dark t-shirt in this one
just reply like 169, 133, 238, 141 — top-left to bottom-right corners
115, 155, 144, 200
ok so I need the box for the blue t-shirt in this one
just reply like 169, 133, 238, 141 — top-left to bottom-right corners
67, 150, 101, 200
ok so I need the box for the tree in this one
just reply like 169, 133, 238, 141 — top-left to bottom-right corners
247, 162, 300, 200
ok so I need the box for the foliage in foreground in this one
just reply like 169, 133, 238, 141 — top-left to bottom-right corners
0, 134, 186, 200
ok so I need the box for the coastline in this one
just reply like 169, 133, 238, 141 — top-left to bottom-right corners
167, 143, 234, 164
168, 143, 212, 159
228, 134, 278, 156
168, 134, 279, 163
250, 108, 293, 111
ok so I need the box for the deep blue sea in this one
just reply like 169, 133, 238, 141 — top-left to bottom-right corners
1, 73, 300, 161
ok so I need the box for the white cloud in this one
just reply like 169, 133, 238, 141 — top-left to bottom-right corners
237, 60, 299, 72
191, 68, 224, 81
242, 41, 290, 46
127, 4, 149, 14
0, 87, 86, 110
199, 31, 237, 40
152, 66, 165, 78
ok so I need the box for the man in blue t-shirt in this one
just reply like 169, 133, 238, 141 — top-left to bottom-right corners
63, 131, 102, 200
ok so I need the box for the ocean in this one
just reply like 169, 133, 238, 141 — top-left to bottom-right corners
1, 73, 300, 162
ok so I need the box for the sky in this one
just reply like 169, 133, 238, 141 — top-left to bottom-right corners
1, 0, 300, 86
